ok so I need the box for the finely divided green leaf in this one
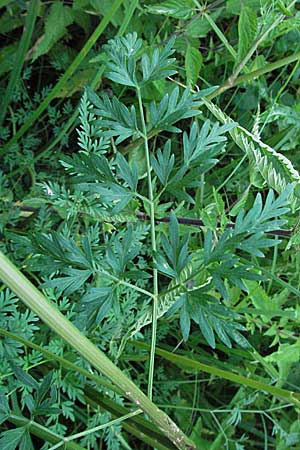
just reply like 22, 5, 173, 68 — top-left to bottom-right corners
141, 36, 177, 84
150, 140, 175, 185
148, 86, 203, 133
104, 32, 141, 87
115, 153, 138, 191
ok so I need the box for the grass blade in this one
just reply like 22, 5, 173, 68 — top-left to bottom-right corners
131, 341, 300, 406
0, 0, 39, 126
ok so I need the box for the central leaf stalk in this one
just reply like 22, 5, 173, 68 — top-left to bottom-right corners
137, 86, 158, 401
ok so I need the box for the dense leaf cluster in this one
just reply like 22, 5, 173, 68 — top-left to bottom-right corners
1, 2, 300, 449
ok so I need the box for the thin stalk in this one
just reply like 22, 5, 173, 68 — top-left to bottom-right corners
1, 0, 124, 155
0, 0, 39, 126
85, 392, 177, 450
215, 154, 247, 193
206, 0, 299, 102
203, 13, 237, 60
261, 59, 300, 135
136, 86, 159, 401
117, 0, 139, 36
0, 251, 196, 449
229, 50, 300, 89
131, 340, 300, 406
101, 269, 154, 298
8, 415, 85, 450
47, 410, 142, 450
239, 256, 300, 297
229, 0, 298, 84
207, 50, 300, 100
267, 236, 279, 293
156, 404, 293, 413
274, 59, 300, 103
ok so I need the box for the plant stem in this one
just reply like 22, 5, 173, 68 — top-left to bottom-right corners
207, 50, 300, 100
203, 13, 237, 60
136, 86, 159, 402
0, 251, 196, 449
101, 269, 155, 298
0, 330, 176, 448
132, 341, 300, 406
47, 410, 142, 450
8, 415, 85, 450
230, 18, 281, 82
85, 390, 177, 450
207, 0, 299, 100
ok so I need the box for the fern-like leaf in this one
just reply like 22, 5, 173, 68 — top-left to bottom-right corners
87, 88, 140, 144
104, 32, 142, 87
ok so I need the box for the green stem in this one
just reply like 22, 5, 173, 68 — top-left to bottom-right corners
215, 154, 247, 193
203, 13, 237, 60
117, 0, 139, 36
47, 410, 142, 450
156, 403, 293, 413
132, 341, 300, 406
0, 329, 175, 448
208, 50, 300, 100
239, 256, 300, 297
229, 0, 297, 83
101, 269, 154, 298
85, 390, 176, 450
1, 0, 124, 154
0, 251, 195, 449
8, 415, 85, 450
231, 50, 300, 87
136, 87, 159, 402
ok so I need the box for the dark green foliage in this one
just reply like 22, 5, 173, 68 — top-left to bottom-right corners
1, 2, 300, 449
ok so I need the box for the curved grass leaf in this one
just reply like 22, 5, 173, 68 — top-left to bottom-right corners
0, 0, 39, 126
132, 341, 300, 406
203, 99, 300, 197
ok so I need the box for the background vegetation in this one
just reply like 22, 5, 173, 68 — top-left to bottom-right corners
1, 0, 300, 449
